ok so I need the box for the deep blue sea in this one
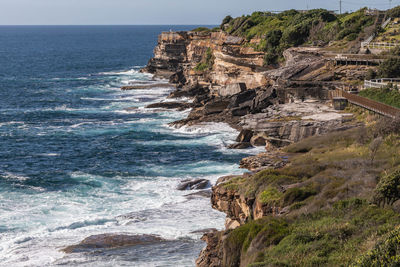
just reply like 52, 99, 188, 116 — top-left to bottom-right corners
0, 26, 257, 266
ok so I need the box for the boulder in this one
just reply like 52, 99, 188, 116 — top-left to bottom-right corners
62, 234, 164, 253
177, 179, 210, 190
228, 142, 253, 149
145, 101, 191, 110
231, 106, 250, 117
204, 100, 230, 115
236, 129, 254, 143
219, 83, 247, 97
229, 89, 256, 108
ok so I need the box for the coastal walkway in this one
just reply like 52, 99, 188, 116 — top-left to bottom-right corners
327, 55, 383, 66
364, 78, 400, 89
330, 88, 400, 119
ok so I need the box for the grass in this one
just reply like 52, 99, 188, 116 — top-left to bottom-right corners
359, 87, 400, 109
215, 115, 400, 265
235, 199, 400, 267
221, 125, 400, 222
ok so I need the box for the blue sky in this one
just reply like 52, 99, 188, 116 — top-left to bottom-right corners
0, 0, 398, 25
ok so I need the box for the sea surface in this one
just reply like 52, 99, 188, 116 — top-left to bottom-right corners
0, 26, 258, 266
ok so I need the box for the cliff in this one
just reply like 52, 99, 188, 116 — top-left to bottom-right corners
142, 29, 362, 145
198, 123, 400, 267
140, 8, 400, 266
144, 31, 268, 89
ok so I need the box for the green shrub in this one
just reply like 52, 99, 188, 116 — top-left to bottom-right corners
282, 186, 317, 206
194, 48, 214, 72
263, 51, 279, 66
355, 226, 400, 266
365, 69, 377, 80
388, 5, 400, 18
192, 27, 211, 33
346, 33, 359, 41
378, 58, 400, 78
248, 201, 400, 266
220, 8, 375, 64
374, 169, 400, 206
221, 15, 233, 28
259, 187, 283, 204
359, 87, 400, 108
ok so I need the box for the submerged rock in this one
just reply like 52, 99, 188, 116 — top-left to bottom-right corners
177, 179, 210, 190
62, 234, 165, 253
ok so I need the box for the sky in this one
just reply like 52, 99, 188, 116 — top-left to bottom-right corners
0, 0, 399, 25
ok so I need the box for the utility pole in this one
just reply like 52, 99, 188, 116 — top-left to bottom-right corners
390, 0, 392, 9
339, 0, 342, 14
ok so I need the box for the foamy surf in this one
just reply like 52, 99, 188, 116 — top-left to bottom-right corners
0, 27, 261, 266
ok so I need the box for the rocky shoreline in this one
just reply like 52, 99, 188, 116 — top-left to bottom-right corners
136, 28, 371, 266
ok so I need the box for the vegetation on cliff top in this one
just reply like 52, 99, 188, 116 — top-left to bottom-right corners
359, 87, 400, 108
229, 199, 400, 267
219, 8, 375, 65
220, 116, 400, 266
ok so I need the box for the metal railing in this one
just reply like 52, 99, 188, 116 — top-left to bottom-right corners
331, 88, 400, 118
382, 18, 392, 28
364, 78, 400, 89
366, 42, 400, 50
361, 16, 392, 49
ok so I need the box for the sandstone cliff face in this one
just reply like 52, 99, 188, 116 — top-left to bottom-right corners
210, 175, 286, 230
145, 31, 269, 91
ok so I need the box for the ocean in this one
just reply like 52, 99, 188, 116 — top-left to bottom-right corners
0, 25, 256, 266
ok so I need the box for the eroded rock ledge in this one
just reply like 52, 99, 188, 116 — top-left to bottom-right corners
140, 29, 372, 267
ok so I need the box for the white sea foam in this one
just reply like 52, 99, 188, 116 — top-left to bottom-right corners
36, 153, 60, 157
1, 172, 29, 182
0, 66, 262, 266
170, 122, 238, 135
0, 121, 24, 127
99, 69, 152, 77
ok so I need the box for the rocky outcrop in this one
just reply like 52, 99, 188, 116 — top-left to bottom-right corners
177, 179, 210, 190
121, 83, 172, 90
142, 32, 190, 78
196, 231, 224, 267
240, 101, 356, 147
240, 152, 288, 172
145, 101, 192, 110
144, 31, 269, 91
62, 234, 165, 253
210, 174, 289, 230
265, 47, 327, 81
